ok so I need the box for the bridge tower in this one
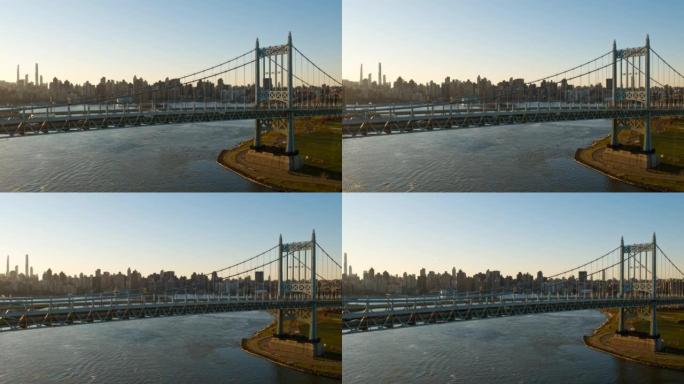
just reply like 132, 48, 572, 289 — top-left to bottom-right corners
617, 234, 662, 351
252, 33, 303, 171
618, 236, 625, 333
608, 35, 659, 169
309, 230, 319, 348
275, 232, 323, 357
650, 232, 658, 339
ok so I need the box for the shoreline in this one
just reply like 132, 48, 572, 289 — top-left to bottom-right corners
575, 123, 684, 191
584, 310, 684, 371
240, 319, 342, 380
217, 140, 341, 192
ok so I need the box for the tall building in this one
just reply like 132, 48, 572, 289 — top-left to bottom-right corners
24, 74, 28, 86
578, 271, 587, 283
25, 254, 29, 277
378, 62, 382, 87
40, 75, 43, 87
344, 253, 348, 277
360, 64, 363, 83
35, 63, 39, 86
383, 74, 386, 86
349, 265, 352, 276
16, 65, 20, 84
5, 255, 8, 276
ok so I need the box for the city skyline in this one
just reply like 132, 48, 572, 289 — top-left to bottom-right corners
0, 193, 341, 278
343, 0, 684, 84
343, 193, 684, 277
1, 0, 341, 84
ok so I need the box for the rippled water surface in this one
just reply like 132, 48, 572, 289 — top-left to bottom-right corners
343, 310, 681, 384
0, 311, 334, 383
0, 121, 267, 191
343, 120, 643, 192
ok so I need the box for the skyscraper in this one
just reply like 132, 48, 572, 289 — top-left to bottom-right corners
35, 63, 39, 86
344, 253, 348, 277
5, 255, 8, 276
24, 74, 28, 86
16, 65, 20, 84
25, 254, 29, 277
360, 64, 363, 84
378, 62, 382, 87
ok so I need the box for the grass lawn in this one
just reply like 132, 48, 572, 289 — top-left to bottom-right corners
259, 117, 341, 179
630, 309, 684, 350
653, 119, 684, 167
295, 310, 342, 357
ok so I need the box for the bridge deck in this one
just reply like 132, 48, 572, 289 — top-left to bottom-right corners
0, 106, 343, 138
342, 296, 684, 333
343, 105, 684, 137
0, 296, 342, 332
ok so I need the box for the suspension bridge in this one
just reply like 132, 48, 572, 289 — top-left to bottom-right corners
342, 234, 684, 346
1, 33, 342, 169
0, 231, 341, 355
344, 36, 684, 168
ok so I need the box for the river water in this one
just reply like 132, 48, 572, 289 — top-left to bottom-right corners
0, 311, 334, 383
343, 120, 644, 192
343, 310, 681, 383
0, 121, 267, 192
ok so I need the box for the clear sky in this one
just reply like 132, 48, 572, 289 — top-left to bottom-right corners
2, 0, 341, 84
0, 194, 341, 278
343, 0, 684, 84
343, 194, 684, 278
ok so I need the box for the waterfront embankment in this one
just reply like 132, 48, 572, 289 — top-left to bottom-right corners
241, 310, 342, 380
584, 309, 684, 371
576, 118, 684, 191
218, 117, 341, 192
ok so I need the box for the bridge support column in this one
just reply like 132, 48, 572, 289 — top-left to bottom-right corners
254, 39, 263, 149
309, 230, 323, 357
618, 237, 625, 334
277, 234, 284, 336
610, 119, 619, 147
650, 233, 658, 339
285, 32, 302, 171
642, 35, 658, 169
254, 120, 263, 149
